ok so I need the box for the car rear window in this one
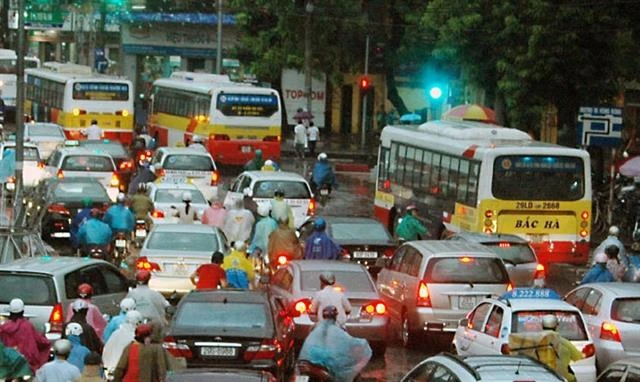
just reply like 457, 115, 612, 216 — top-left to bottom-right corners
253, 181, 310, 199
62, 155, 114, 172
330, 222, 392, 242
483, 242, 537, 265
146, 231, 219, 253
611, 298, 640, 323
54, 182, 109, 200
28, 124, 64, 138
78, 142, 128, 158
174, 301, 269, 335
424, 257, 509, 284
4, 147, 39, 161
154, 189, 206, 204
300, 270, 375, 293
0, 273, 56, 305
512, 310, 588, 341
163, 155, 214, 171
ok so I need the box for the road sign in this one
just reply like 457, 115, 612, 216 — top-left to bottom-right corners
24, 4, 68, 29
577, 106, 623, 147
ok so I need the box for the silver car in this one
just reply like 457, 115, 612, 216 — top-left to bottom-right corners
24, 122, 66, 160
597, 357, 640, 381
565, 282, 640, 370
140, 224, 228, 295
268, 260, 389, 355
147, 183, 209, 224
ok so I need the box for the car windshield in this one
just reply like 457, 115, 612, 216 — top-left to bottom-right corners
154, 189, 206, 204
54, 182, 108, 200
4, 147, 39, 161
482, 242, 536, 265
330, 222, 392, 242
146, 231, 218, 252
512, 310, 589, 341
174, 301, 269, 335
28, 124, 64, 138
611, 298, 640, 324
300, 270, 375, 293
0, 273, 56, 305
253, 181, 310, 199
61, 155, 114, 172
78, 141, 128, 158
163, 155, 214, 171
424, 257, 509, 284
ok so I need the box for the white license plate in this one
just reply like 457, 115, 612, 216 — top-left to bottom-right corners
353, 251, 377, 259
241, 146, 252, 153
320, 189, 329, 195
200, 346, 236, 357
458, 296, 475, 310
165, 177, 187, 184
115, 239, 127, 248
295, 377, 310, 382
135, 229, 147, 238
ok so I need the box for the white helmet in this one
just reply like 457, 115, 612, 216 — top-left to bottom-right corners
125, 310, 144, 327
182, 191, 192, 202
257, 203, 271, 217
609, 226, 620, 236
65, 322, 84, 337
317, 152, 328, 161
192, 135, 203, 143
234, 241, 247, 252
541, 314, 558, 330
119, 298, 136, 313
53, 339, 73, 356
9, 298, 24, 313
594, 252, 608, 263
71, 299, 88, 312
116, 192, 126, 203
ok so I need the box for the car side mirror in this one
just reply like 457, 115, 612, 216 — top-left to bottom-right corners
459, 318, 469, 327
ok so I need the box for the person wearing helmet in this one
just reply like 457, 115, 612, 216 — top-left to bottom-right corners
395, 204, 427, 241
244, 148, 264, 171
604, 245, 626, 281
103, 298, 137, 343
310, 272, 352, 327
201, 194, 227, 228
113, 323, 169, 382
299, 305, 372, 382
170, 191, 199, 224
0, 339, 32, 380
267, 216, 302, 272
580, 251, 615, 284
270, 187, 295, 229
260, 159, 279, 171
66, 283, 107, 340
77, 208, 112, 256
70, 197, 93, 250
82, 119, 102, 140
249, 203, 278, 261
64, 297, 104, 354
188, 134, 207, 152
126, 270, 170, 327
0, 298, 50, 372
304, 218, 341, 260
532, 314, 584, 382
311, 152, 337, 194
190, 251, 228, 290
35, 339, 82, 381
223, 197, 255, 243
103, 192, 135, 239
127, 161, 158, 196
102, 311, 143, 378
222, 241, 256, 289
592, 225, 626, 265
64, 323, 91, 372
129, 182, 154, 229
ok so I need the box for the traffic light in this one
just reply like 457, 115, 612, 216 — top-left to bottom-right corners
360, 76, 371, 94
429, 86, 443, 100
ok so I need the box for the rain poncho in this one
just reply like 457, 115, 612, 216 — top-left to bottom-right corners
270, 199, 294, 229
171, 202, 198, 224
126, 286, 170, 327
395, 213, 427, 241
129, 194, 154, 220
0, 149, 15, 183
201, 203, 226, 228
304, 231, 341, 260
222, 250, 255, 289
127, 168, 156, 196
102, 322, 135, 374
249, 216, 278, 256
113, 341, 170, 382
0, 340, 32, 380
580, 263, 615, 284
299, 321, 372, 382
67, 334, 90, 372
66, 300, 107, 341
267, 226, 301, 264
311, 160, 336, 188
592, 234, 626, 262
77, 218, 113, 246
104, 204, 135, 233
35, 359, 81, 382
624, 253, 640, 282
103, 312, 127, 343
509, 331, 583, 382
244, 151, 264, 171
0, 317, 50, 372
71, 207, 92, 248
223, 207, 255, 243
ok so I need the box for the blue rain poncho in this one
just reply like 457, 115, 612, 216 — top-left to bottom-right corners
77, 218, 113, 246
580, 263, 615, 284
249, 216, 278, 256
0, 149, 15, 183
103, 204, 135, 233
67, 335, 90, 372
0, 340, 32, 380
298, 320, 372, 382
303, 231, 341, 260
311, 160, 336, 188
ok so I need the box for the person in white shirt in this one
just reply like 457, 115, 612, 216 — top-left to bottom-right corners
170, 191, 199, 223
310, 271, 352, 327
82, 120, 102, 140
189, 135, 208, 152
293, 119, 307, 159
35, 339, 81, 382
307, 121, 319, 157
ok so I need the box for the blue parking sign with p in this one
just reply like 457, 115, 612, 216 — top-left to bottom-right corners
577, 106, 623, 147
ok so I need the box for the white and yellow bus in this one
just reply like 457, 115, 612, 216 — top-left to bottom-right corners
25, 62, 134, 143
0, 49, 40, 119
374, 120, 592, 265
149, 72, 282, 166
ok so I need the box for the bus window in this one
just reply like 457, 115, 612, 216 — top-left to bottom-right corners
420, 151, 433, 190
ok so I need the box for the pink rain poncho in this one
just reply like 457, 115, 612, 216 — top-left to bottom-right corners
0, 317, 50, 372
66, 299, 107, 339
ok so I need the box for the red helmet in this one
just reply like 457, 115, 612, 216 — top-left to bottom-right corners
77, 283, 93, 298
136, 270, 151, 284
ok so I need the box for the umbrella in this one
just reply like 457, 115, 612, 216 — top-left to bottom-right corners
399, 113, 422, 124
293, 110, 314, 120
443, 104, 497, 124
620, 156, 640, 177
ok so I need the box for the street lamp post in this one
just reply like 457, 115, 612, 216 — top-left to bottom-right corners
360, 35, 370, 149
13, 0, 25, 222
216, 0, 223, 74
304, 0, 313, 114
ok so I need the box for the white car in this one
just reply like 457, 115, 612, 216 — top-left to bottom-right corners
453, 288, 597, 382
224, 170, 314, 228
1, 142, 49, 189
24, 122, 66, 160
147, 183, 208, 224
150, 147, 219, 201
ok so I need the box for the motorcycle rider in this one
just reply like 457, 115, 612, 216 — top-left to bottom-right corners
77, 208, 112, 256
0, 298, 50, 373
126, 270, 170, 328
311, 152, 337, 194
270, 188, 295, 229
201, 194, 227, 228
190, 251, 227, 290
537, 314, 584, 382
188, 135, 207, 152
310, 272, 352, 327
592, 226, 626, 263
70, 197, 93, 250
298, 305, 372, 382
580, 252, 615, 284
127, 163, 156, 196
244, 148, 264, 171
249, 203, 278, 262
395, 204, 427, 241
222, 241, 255, 289
0, 339, 32, 380
625, 242, 640, 282
103, 193, 135, 239
129, 183, 154, 229
267, 216, 302, 272
64, 323, 90, 372
102, 310, 143, 379
64, 298, 104, 353
223, 197, 255, 243
304, 218, 341, 260
170, 191, 198, 224
35, 339, 81, 382
604, 245, 626, 281
113, 323, 169, 382
103, 297, 136, 343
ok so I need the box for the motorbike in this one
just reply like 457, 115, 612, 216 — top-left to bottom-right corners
294, 360, 333, 382
317, 183, 331, 206
111, 232, 129, 267
80, 244, 108, 260
134, 219, 148, 248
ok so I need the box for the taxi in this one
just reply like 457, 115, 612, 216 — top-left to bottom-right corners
0, 141, 48, 190
452, 288, 597, 382
150, 147, 219, 201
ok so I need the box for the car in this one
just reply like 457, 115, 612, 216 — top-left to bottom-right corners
1, 141, 48, 190
376, 240, 512, 349
45, 147, 120, 201
597, 357, 640, 381
268, 260, 389, 355
76, 139, 135, 192
446, 232, 545, 287
23, 121, 65, 159
167, 368, 277, 382
139, 224, 228, 295
224, 170, 314, 228
150, 147, 219, 200
453, 287, 597, 382
564, 282, 640, 370
147, 183, 209, 224
297, 216, 397, 274
162, 289, 295, 379
0, 256, 129, 341
400, 353, 564, 382
38, 177, 111, 240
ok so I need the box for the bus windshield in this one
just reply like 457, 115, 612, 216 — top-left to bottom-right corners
492, 155, 585, 201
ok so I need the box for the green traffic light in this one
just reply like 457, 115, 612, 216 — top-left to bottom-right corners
429, 87, 443, 100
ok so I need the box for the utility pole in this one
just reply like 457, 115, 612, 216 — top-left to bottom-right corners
13, 0, 24, 222
304, 0, 313, 114
215, 0, 222, 74
360, 35, 370, 149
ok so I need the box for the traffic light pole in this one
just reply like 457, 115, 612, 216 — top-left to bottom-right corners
13, 0, 25, 224
360, 35, 369, 150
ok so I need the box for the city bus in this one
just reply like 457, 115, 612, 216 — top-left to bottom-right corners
374, 120, 592, 265
0, 49, 40, 120
148, 72, 282, 166
25, 62, 135, 143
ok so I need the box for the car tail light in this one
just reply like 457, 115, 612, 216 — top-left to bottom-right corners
151, 209, 165, 218
276, 254, 289, 266
383, 248, 394, 258
498, 242, 511, 248
162, 337, 193, 358
460, 256, 473, 263
500, 343, 510, 355
213, 134, 230, 141
47, 203, 70, 215
119, 160, 134, 171
48, 303, 64, 333
244, 339, 282, 361
110, 173, 120, 187
56, 169, 64, 179
582, 343, 596, 358
534, 263, 545, 279
340, 248, 351, 260
307, 199, 316, 216
293, 298, 312, 316
581, 210, 590, 220
361, 301, 387, 318
37, 161, 45, 169
210, 171, 219, 186
507, 282, 513, 292
157, 168, 166, 177
417, 281, 431, 307
263, 135, 280, 142
600, 322, 621, 342
136, 256, 161, 271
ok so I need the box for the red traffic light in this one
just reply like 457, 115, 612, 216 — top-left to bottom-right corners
360, 77, 371, 91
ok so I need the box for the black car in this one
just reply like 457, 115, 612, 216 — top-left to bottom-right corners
298, 216, 398, 275
40, 177, 111, 240
77, 140, 134, 192
163, 289, 296, 379
167, 368, 276, 382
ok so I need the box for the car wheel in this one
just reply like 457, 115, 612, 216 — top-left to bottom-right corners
401, 313, 418, 348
